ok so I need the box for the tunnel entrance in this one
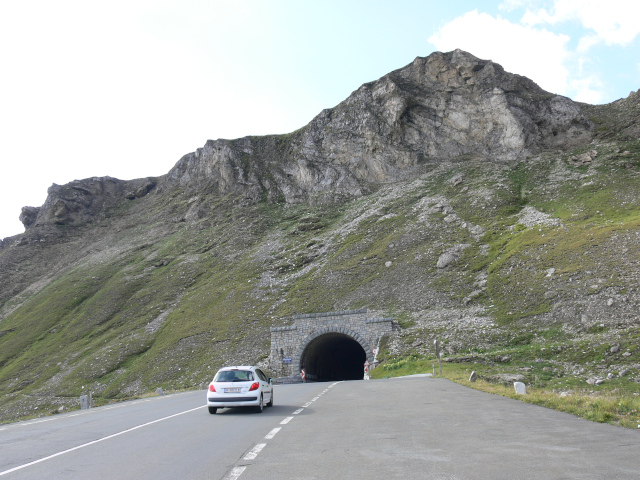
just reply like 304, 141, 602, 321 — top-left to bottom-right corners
300, 332, 367, 381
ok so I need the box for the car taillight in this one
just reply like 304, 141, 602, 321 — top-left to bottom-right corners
209, 384, 216, 392
249, 382, 259, 391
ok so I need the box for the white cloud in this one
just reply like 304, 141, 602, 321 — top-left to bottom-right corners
498, 0, 537, 12
0, 1, 303, 239
428, 10, 571, 95
522, 0, 640, 48
569, 76, 604, 103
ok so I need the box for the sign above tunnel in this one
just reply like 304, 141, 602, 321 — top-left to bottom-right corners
269, 309, 393, 380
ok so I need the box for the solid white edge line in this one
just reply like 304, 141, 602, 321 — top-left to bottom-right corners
3, 392, 192, 431
264, 427, 281, 439
280, 416, 293, 425
0, 405, 205, 477
243, 443, 266, 460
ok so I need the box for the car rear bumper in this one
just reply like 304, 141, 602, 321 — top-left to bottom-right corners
207, 396, 259, 407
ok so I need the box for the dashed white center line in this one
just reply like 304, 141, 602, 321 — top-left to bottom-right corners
244, 443, 266, 461
226, 383, 341, 479
265, 427, 281, 439
225, 466, 247, 480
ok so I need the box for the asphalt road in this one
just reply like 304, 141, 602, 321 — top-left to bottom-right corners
1, 377, 639, 479
0, 382, 328, 479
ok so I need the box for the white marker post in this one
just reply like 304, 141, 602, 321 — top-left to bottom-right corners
364, 360, 370, 380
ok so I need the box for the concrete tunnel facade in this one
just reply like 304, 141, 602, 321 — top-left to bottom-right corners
269, 309, 394, 381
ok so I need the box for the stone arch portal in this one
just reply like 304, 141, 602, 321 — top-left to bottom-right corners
294, 329, 371, 382
269, 309, 394, 381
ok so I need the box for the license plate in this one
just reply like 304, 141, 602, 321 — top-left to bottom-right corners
224, 388, 241, 393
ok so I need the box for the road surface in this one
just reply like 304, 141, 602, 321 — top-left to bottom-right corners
1, 376, 638, 479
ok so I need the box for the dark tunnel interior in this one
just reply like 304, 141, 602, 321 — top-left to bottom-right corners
300, 333, 367, 381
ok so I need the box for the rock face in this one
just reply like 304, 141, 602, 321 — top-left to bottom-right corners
161, 49, 593, 204
21, 50, 593, 230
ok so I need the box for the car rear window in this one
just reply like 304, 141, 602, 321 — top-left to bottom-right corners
214, 370, 254, 382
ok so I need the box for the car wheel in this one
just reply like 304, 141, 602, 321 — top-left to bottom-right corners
255, 395, 264, 413
208, 407, 217, 414
266, 391, 273, 407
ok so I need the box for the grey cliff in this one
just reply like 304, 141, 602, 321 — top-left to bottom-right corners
16, 49, 593, 231
161, 49, 592, 204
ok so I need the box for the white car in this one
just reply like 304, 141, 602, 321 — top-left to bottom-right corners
206, 366, 274, 414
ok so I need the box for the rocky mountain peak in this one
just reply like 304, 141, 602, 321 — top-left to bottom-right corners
19, 50, 595, 232
162, 49, 593, 204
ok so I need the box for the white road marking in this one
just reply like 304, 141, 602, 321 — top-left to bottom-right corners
0, 405, 205, 477
225, 385, 340, 479
17, 417, 58, 427
244, 443, 266, 460
2, 393, 188, 431
225, 466, 247, 480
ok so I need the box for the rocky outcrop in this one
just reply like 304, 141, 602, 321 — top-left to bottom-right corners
162, 49, 593, 203
19, 207, 40, 228
582, 88, 640, 141
162, 135, 367, 204
21, 177, 157, 230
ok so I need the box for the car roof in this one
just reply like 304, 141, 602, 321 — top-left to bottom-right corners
217, 365, 256, 371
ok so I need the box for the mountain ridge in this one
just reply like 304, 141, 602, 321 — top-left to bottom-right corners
5, 49, 595, 237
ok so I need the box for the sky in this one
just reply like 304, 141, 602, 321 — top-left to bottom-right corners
1, 0, 639, 240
